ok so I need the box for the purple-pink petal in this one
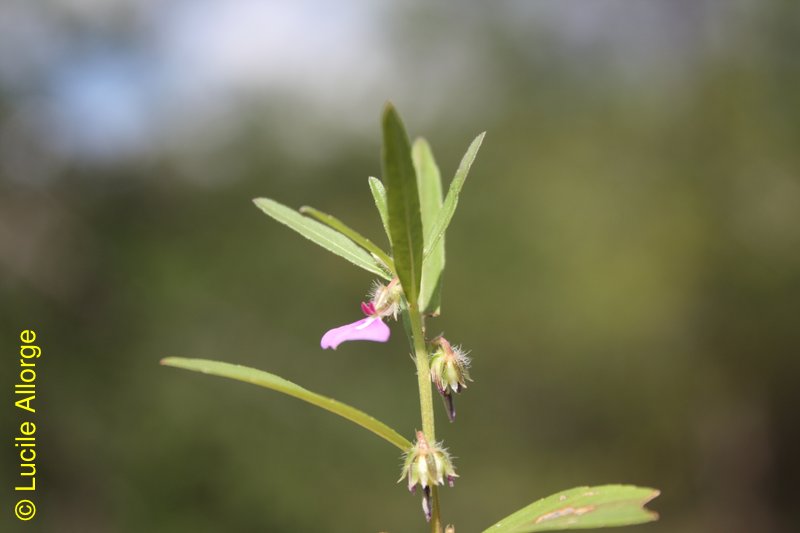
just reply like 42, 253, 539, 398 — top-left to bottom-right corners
320, 317, 391, 350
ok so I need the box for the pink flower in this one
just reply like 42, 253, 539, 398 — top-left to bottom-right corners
320, 302, 391, 350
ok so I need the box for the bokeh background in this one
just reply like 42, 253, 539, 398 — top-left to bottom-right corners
1, 1, 799, 532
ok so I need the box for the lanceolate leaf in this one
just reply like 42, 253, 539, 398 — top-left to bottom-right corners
381, 103, 424, 307
412, 138, 445, 315
253, 197, 390, 280
299, 205, 395, 272
482, 485, 660, 533
161, 357, 411, 451
368, 176, 391, 243
424, 132, 486, 259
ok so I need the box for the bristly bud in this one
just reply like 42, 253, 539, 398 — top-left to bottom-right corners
368, 278, 403, 320
445, 526, 456, 533
429, 336, 472, 421
399, 431, 458, 520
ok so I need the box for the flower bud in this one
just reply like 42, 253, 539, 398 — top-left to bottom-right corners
429, 337, 471, 421
368, 278, 403, 319
399, 431, 458, 521
400, 431, 458, 491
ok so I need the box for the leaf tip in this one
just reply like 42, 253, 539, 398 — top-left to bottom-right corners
382, 102, 407, 131
642, 488, 661, 518
413, 137, 431, 150
621, 486, 661, 524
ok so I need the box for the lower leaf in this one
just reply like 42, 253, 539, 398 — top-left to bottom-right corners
161, 357, 411, 451
482, 484, 659, 532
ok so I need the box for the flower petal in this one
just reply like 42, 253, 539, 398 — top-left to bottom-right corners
320, 317, 390, 350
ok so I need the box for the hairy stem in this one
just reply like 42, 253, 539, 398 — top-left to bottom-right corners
408, 304, 442, 533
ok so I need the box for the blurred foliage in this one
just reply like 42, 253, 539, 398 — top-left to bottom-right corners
1, 2, 799, 532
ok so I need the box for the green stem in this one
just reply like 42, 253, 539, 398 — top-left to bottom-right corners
409, 305, 435, 440
407, 304, 442, 533
430, 486, 442, 533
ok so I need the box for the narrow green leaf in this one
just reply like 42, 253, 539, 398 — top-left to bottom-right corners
161, 357, 411, 451
299, 205, 395, 272
423, 132, 486, 259
253, 197, 390, 280
382, 103, 424, 307
412, 138, 445, 315
482, 485, 660, 533
368, 176, 392, 242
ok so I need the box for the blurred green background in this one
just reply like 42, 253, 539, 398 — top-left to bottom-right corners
1, 1, 799, 532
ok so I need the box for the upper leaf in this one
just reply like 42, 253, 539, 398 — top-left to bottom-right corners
161, 357, 411, 451
253, 197, 390, 280
424, 132, 486, 259
368, 176, 392, 243
381, 103, 424, 307
299, 205, 394, 272
482, 484, 660, 533
412, 138, 445, 315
